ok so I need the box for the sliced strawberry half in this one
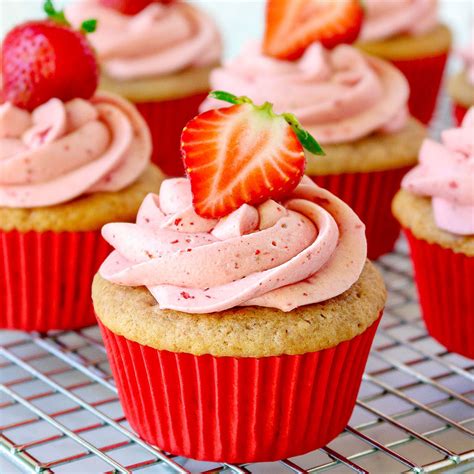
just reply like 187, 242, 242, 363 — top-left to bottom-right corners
263, 0, 364, 60
181, 91, 324, 219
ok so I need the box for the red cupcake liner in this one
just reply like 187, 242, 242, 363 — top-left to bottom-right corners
99, 314, 381, 463
135, 92, 209, 177
452, 102, 469, 126
404, 229, 473, 359
390, 52, 449, 125
0, 229, 110, 332
311, 166, 412, 260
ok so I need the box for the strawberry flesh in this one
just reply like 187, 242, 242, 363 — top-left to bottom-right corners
181, 103, 306, 219
2, 20, 98, 111
99, 0, 174, 15
263, 0, 364, 60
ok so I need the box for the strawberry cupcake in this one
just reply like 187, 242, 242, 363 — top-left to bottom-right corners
66, 0, 222, 177
201, 1, 426, 259
0, 2, 163, 331
448, 31, 474, 125
93, 93, 386, 462
393, 109, 474, 359
357, 0, 452, 124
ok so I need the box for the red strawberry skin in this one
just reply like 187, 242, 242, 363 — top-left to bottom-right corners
264, 0, 364, 60
181, 104, 306, 219
2, 21, 98, 111
99, 0, 174, 15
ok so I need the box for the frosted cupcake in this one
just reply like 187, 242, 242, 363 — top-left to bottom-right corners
393, 109, 474, 359
448, 31, 474, 125
66, 0, 222, 176
0, 3, 162, 331
93, 93, 386, 462
357, 0, 452, 124
202, 42, 426, 259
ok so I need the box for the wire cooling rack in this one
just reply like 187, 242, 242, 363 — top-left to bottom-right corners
1, 90, 474, 474
0, 238, 473, 474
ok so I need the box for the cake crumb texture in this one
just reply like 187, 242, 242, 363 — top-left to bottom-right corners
306, 118, 425, 175
0, 165, 164, 233
93, 261, 387, 358
392, 189, 474, 256
357, 24, 452, 60
100, 65, 216, 102
448, 71, 474, 108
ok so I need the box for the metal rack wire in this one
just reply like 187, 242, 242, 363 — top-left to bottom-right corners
1, 239, 473, 473
1, 95, 473, 474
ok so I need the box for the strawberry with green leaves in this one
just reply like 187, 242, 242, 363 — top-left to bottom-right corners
2, 0, 98, 111
181, 91, 324, 219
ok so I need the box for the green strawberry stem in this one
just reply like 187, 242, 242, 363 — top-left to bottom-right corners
80, 19, 97, 34
44, 0, 70, 26
44, 0, 97, 34
210, 91, 252, 105
282, 113, 324, 156
209, 90, 325, 156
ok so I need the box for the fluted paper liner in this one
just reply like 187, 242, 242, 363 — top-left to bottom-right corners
0, 229, 110, 331
135, 92, 209, 177
452, 103, 468, 126
404, 229, 473, 359
390, 52, 448, 124
311, 166, 411, 260
99, 314, 382, 463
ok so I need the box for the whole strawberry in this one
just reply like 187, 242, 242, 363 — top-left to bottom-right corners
99, 0, 174, 16
2, 1, 99, 111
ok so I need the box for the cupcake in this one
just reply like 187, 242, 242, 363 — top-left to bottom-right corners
66, 0, 222, 177
393, 109, 474, 359
357, 0, 452, 124
93, 93, 386, 462
201, 1, 426, 259
448, 31, 474, 125
0, 3, 163, 331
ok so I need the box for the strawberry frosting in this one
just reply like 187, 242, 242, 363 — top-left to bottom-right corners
402, 108, 474, 236
460, 30, 474, 86
0, 92, 151, 208
100, 176, 367, 313
200, 43, 409, 145
66, 0, 221, 80
360, 0, 438, 42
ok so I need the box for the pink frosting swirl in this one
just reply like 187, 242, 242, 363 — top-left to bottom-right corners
402, 108, 474, 236
201, 42, 409, 145
100, 176, 367, 313
360, 0, 438, 42
459, 30, 474, 86
66, 0, 221, 80
0, 92, 151, 208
